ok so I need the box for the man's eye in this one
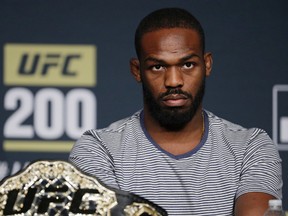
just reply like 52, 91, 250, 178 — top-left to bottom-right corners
183, 62, 194, 69
152, 65, 164, 71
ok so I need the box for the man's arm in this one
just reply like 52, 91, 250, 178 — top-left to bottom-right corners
235, 192, 275, 216
234, 128, 283, 216
69, 131, 119, 189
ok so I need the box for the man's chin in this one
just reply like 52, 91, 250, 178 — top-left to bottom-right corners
162, 106, 191, 114
153, 108, 194, 130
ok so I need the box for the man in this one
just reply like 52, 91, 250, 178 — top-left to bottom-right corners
69, 8, 282, 215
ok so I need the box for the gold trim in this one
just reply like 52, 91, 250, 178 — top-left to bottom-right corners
124, 202, 164, 216
0, 160, 118, 215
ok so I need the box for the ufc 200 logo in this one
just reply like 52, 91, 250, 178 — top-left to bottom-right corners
3, 44, 97, 153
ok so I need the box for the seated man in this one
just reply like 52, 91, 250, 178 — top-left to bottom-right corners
69, 7, 283, 216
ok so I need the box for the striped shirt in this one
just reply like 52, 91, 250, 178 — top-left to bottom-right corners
69, 110, 282, 215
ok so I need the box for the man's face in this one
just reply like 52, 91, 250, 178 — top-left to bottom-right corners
135, 28, 211, 130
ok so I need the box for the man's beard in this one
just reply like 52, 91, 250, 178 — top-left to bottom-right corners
142, 78, 205, 131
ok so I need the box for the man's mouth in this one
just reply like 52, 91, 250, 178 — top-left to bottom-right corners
162, 94, 188, 107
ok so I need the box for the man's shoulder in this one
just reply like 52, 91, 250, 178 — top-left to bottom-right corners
205, 110, 272, 146
206, 110, 248, 131
84, 110, 141, 137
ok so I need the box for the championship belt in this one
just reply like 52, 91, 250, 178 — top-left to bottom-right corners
0, 160, 167, 216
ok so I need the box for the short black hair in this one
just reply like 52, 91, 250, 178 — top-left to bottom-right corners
134, 8, 206, 58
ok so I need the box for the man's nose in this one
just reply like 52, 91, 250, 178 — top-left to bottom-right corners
164, 67, 184, 88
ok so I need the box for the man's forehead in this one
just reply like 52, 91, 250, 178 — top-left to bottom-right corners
140, 28, 202, 57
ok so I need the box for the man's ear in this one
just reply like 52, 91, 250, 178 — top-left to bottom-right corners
130, 58, 141, 82
204, 52, 213, 77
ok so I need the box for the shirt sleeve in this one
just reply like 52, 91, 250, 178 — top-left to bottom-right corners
69, 130, 120, 189
236, 128, 283, 199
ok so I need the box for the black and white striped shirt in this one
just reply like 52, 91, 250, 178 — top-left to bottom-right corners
69, 110, 282, 215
